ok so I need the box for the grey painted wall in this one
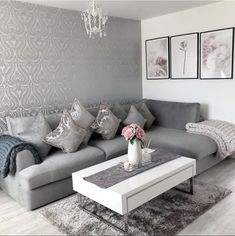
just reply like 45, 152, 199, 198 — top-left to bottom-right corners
0, 1, 141, 117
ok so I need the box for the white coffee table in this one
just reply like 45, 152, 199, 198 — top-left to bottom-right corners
72, 149, 196, 233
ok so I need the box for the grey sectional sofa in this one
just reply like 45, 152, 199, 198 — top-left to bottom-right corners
0, 99, 221, 210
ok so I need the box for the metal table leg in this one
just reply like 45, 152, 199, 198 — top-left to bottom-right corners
175, 177, 194, 195
190, 177, 194, 195
77, 193, 129, 234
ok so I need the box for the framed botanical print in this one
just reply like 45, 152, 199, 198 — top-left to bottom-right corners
200, 27, 234, 79
145, 37, 170, 80
170, 33, 199, 79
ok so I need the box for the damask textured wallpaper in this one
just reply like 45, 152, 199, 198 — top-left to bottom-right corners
0, 1, 141, 118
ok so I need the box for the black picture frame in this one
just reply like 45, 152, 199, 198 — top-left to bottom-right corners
170, 32, 199, 79
145, 36, 170, 80
200, 27, 234, 80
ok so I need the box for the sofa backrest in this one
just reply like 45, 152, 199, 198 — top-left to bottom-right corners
146, 99, 201, 130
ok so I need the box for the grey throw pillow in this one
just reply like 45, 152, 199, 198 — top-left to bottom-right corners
6, 116, 35, 136
123, 105, 147, 129
112, 102, 128, 121
44, 111, 87, 153
139, 103, 155, 129
91, 105, 121, 140
6, 113, 52, 157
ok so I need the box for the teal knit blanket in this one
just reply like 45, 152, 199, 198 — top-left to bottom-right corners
0, 135, 42, 178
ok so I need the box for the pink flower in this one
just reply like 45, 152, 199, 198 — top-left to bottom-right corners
122, 126, 135, 140
121, 123, 145, 142
136, 127, 145, 140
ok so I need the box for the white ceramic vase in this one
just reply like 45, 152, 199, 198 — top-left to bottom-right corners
128, 139, 142, 166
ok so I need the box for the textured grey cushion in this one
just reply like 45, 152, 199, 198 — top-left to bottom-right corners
91, 105, 121, 140
146, 126, 217, 160
19, 145, 105, 190
112, 102, 128, 121
70, 98, 95, 129
146, 100, 200, 130
90, 135, 128, 160
6, 113, 52, 157
123, 105, 146, 128
0, 117, 7, 135
138, 103, 155, 129
44, 111, 87, 153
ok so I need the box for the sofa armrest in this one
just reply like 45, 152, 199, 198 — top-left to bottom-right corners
16, 150, 36, 173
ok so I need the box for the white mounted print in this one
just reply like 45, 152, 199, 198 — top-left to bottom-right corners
200, 28, 234, 79
171, 33, 198, 79
145, 37, 170, 79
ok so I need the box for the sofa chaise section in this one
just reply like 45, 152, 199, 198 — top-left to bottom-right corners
146, 126, 218, 174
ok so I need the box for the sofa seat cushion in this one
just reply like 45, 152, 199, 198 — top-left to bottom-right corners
89, 135, 128, 160
19, 145, 105, 191
146, 126, 217, 160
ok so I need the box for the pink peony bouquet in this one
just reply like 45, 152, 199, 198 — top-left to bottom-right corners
122, 123, 145, 145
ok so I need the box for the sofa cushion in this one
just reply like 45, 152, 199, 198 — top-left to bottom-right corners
19, 145, 105, 191
146, 100, 200, 130
146, 126, 217, 160
89, 135, 128, 160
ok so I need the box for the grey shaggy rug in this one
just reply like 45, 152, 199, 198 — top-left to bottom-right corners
39, 180, 231, 236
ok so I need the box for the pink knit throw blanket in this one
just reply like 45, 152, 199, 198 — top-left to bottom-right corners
186, 120, 235, 159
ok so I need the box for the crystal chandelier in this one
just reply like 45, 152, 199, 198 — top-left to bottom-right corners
81, 0, 108, 39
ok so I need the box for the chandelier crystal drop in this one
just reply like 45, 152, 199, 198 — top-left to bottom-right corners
81, 0, 108, 39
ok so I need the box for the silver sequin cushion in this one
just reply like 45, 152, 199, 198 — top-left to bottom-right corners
44, 111, 87, 153
91, 105, 121, 140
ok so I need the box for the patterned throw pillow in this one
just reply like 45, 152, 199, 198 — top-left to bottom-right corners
44, 111, 87, 153
139, 103, 155, 129
123, 105, 147, 129
6, 113, 52, 158
91, 105, 121, 140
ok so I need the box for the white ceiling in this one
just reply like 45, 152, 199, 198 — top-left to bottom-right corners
22, 0, 219, 20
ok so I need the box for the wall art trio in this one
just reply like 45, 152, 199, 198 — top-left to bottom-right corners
145, 27, 234, 80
